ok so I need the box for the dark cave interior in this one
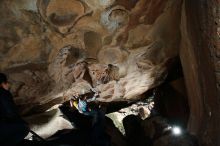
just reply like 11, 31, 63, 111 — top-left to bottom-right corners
0, 0, 219, 146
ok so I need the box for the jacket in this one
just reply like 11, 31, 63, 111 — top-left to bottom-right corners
0, 87, 20, 121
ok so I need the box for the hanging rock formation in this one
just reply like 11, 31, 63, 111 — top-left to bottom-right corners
1, 0, 220, 146
0, 0, 182, 114
0, 0, 183, 114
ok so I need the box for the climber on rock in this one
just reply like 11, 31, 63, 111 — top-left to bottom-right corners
0, 73, 30, 146
70, 88, 109, 146
73, 89, 98, 113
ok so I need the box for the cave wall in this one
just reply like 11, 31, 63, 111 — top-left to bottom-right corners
180, 0, 220, 145
0, 0, 182, 114
1, 0, 220, 145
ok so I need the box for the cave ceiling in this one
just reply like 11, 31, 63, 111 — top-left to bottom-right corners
0, 0, 182, 114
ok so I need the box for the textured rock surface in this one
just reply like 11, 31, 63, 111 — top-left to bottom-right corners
1, 1, 220, 146
25, 108, 74, 139
107, 99, 154, 135
0, 0, 182, 114
179, 0, 220, 146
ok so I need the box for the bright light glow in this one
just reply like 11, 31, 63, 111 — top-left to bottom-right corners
172, 126, 182, 135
